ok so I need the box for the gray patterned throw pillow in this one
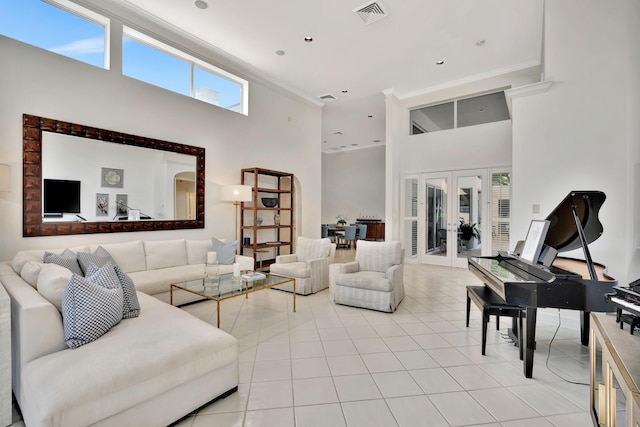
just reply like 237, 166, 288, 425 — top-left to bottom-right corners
43, 249, 83, 276
85, 262, 140, 319
61, 263, 124, 349
77, 246, 116, 276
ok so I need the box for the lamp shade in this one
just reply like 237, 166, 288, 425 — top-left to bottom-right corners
220, 184, 252, 202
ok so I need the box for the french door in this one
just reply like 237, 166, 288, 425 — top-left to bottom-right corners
412, 169, 487, 268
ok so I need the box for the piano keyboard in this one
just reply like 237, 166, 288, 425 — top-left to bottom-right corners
605, 286, 640, 333
609, 296, 640, 316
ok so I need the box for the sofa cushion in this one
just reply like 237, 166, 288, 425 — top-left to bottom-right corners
77, 246, 116, 275
297, 237, 331, 262
95, 241, 146, 274
186, 239, 213, 265
269, 262, 310, 278
36, 263, 74, 311
43, 249, 83, 276
128, 264, 205, 296
86, 263, 140, 319
62, 263, 124, 349
211, 238, 238, 265
144, 239, 187, 270
20, 261, 43, 288
335, 271, 393, 292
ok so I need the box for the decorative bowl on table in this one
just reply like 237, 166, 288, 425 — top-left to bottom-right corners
261, 197, 278, 208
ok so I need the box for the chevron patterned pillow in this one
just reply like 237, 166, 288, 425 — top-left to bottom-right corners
43, 249, 83, 276
61, 263, 124, 349
77, 246, 116, 276
85, 262, 140, 319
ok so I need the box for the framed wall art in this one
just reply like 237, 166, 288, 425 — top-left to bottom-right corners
101, 167, 124, 188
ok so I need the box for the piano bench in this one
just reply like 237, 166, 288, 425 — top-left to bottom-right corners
466, 285, 524, 356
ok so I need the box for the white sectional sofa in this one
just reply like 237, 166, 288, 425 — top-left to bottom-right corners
2, 238, 253, 427
11, 238, 254, 304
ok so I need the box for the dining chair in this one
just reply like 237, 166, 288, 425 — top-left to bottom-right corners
339, 225, 357, 249
356, 224, 367, 242
321, 224, 336, 243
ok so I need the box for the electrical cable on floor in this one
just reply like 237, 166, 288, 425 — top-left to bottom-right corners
544, 309, 589, 386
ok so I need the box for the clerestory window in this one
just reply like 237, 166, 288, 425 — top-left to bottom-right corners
123, 27, 247, 115
0, 0, 109, 69
410, 90, 510, 135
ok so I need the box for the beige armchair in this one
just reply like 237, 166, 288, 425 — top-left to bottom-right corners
330, 240, 404, 312
270, 236, 336, 295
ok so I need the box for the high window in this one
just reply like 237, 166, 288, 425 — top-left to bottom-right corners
410, 91, 510, 135
0, 0, 108, 68
123, 27, 247, 114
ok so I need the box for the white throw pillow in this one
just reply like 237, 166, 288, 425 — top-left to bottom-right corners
20, 260, 44, 288
37, 263, 74, 311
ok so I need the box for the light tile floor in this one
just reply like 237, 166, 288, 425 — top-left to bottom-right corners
11, 250, 597, 426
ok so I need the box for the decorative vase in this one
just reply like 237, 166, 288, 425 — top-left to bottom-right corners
274, 213, 281, 226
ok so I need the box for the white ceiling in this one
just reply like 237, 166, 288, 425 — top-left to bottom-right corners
116, 0, 543, 153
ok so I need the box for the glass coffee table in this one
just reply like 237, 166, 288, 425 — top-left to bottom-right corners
170, 272, 296, 328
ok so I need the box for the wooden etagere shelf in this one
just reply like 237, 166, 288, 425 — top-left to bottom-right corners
240, 168, 294, 270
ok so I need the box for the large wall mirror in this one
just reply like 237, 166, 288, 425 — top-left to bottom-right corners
23, 114, 205, 237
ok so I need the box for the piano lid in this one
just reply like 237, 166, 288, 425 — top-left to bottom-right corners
544, 191, 606, 252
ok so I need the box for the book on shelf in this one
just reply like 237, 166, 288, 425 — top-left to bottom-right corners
241, 272, 266, 281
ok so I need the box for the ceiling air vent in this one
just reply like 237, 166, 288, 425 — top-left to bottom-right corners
318, 93, 336, 101
354, 1, 388, 25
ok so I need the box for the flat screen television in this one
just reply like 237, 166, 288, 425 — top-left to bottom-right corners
43, 179, 81, 215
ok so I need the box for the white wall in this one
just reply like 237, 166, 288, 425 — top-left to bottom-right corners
322, 146, 385, 225
0, 30, 321, 259
510, 0, 638, 283
629, 0, 640, 282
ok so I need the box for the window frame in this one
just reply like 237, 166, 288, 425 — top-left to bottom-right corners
123, 26, 248, 115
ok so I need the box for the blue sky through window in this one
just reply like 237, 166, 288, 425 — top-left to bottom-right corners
0, 0, 105, 68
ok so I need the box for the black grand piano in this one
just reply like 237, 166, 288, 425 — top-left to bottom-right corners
468, 191, 617, 378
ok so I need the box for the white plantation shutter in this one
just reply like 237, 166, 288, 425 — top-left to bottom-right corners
490, 172, 511, 255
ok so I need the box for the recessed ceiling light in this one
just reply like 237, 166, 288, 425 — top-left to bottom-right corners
341, 90, 348, 93
368, 115, 373, 118
194, 1, 208, 10
476, 39, 486, 47
340, 145, 347, 148
275, 50, 286, 56
373, 139, 381, 143
436, 60, 444, 65
304, 37, 313, 43
351, 144, 358, 146
478, 108, 485, 112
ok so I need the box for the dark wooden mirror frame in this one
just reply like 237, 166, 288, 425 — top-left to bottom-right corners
23, 114, 205, 237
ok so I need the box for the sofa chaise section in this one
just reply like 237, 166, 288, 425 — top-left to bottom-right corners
2, 261, 239, 427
